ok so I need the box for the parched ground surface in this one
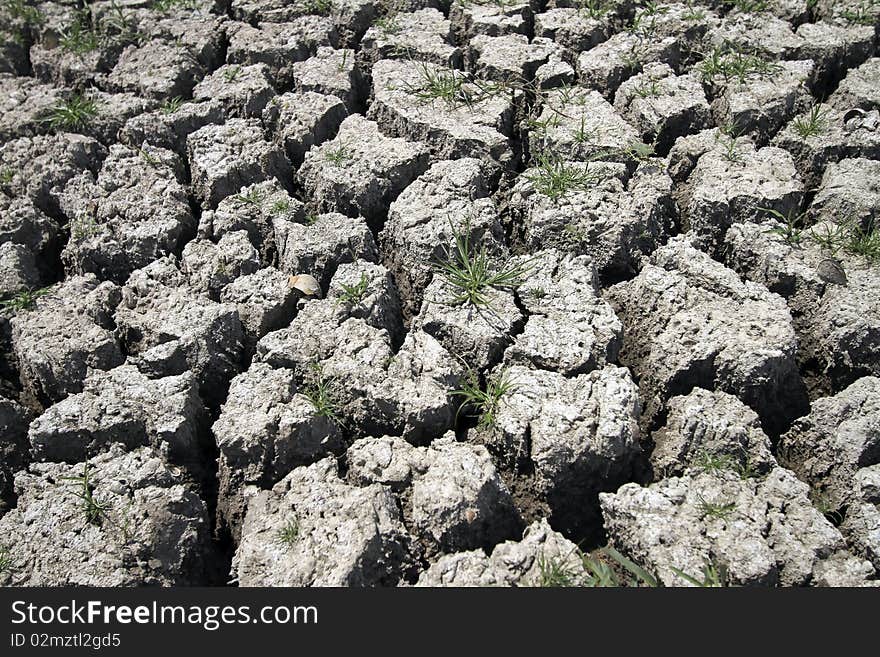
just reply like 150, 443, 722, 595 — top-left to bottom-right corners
1, 0, 879, 587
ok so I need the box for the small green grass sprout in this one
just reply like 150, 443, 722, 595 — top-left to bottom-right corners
0, 544, 15, 577
235, 187, 263, 206
525, 152, 601, 200
324, 144, 352, 165
45, 94, 98, 132
451, 366, 516, 429
337, 273, 370, 305
277, 519, 300, 547
160, 96, 184, 114
760, 207, 807, 245
302, 364, 342, 425
433, 222, 533, 307
696, 495, 736, 520
792, 105, 828, 139
0, 286, 50, 312
670, 559, 729, 587
62, 462, 111, 527
271, 198, 291, 214
536, 554, 580, 587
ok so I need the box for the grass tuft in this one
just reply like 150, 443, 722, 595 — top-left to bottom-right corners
698, 46, 782, 84
809, 217, 880, 263
451, 366, 515, 429
45, 94, 98, 132
223, 65, 241, 82
694, 449, 756, 480
1, 287, 50, 312
271, 198, 291, 214
725, 0, 768, 12
302, 0, 333, 14
634, 79, 661, 98
845, 223, 880, 261
525, 152, 602, 200
338, 273, 370, 305
70, 214, 100, 240
406, 62, 473, 107
302, 364, 342, 425
374, 13, 402, 35
696, 495, 736, 520
324, 144, 352, 165
277, 519, 300, 547
59, 8, 101, 54
840, 1, 879, 25
433, 220, 533, 307
535, 546, 659, 587
235, 188, 263, 206
760, 207, 807, 246
792, 105, 828, 139
61, 463, 110, 527
0, 544, 14, 577
575, 0, 611, 19
152, 0, 201, 11
670, 559, 729, 587
160, 96, 184, 114
536, 555, 580, 587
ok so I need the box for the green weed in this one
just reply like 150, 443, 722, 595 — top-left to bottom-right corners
45, 94, 98, 132
536, 555, 580, 587
374, 14, 401, 35
0, 544, 14, 577
62, 463, 111, 527
235, 188, 264, 206
809, 221, 846, 252
698, 46, 782, 84
792, 105, 828, 139
682, 0, 707, 20
59, 9, 100, 54
277, 519, 300, 547
525, 152, 602, 200
302, 364, 342, 425
840, 1, 879, 25
761, 207, 807, 246
271, 198, 291, 214
301, 0, 333, 14
809, 217, 880, 262
324, 144, 352, 165
572, 114, 598, 145
2, 0, 44, 27
152, 0, 201, 11
670, 559, 729, 587
338, 273, 370, 305
405, 63, 473, 107
223, 65, 241, 82
0, 287, 50, 312
696, 495, 736, 520
451, 366, 516, 429
694, 449, 756, 480
845, 223, 880, 262
715, 128, 743, 164
71, 214, 100, 240
725, 0, 768, 12
160, 96, 184, 114
433, 221, 533, 307
575, 0, 611, 19
536, 546, 659, 587
634, 79, 662, 98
